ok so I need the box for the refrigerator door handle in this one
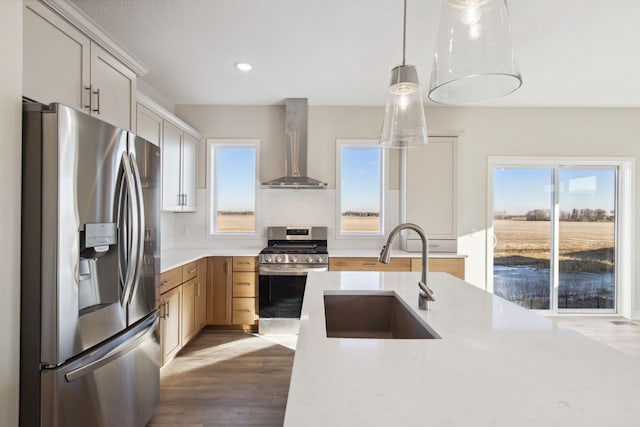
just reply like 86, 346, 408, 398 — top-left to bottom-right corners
128, 152, 146, 299
65, 314, 159, 382
119, 152, 139, 306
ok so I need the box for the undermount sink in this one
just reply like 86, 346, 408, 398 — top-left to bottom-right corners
323, 292, 441, 339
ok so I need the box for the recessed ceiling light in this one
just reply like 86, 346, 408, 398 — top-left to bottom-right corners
235, 62, 253, 72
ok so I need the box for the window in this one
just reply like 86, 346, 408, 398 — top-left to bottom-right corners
207, 140, 258, 235
337, 140, 384, 235
488, 157, 632, 314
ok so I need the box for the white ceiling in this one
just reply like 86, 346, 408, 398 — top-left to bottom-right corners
70, 0, 640, 107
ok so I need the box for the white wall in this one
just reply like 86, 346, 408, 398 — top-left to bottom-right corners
172, 104, 640, 317
0, 1, 22, 426
170, 105, 401, 250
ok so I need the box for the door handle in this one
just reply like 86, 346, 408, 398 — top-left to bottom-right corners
92, 88, 101, 114
84, 85, 92, 110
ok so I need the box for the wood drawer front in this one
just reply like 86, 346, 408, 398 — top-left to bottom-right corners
182, 260, 199, 282
232, 298, 257, 325
233, 256, 257, 272
233, 272, 257, 297
329, 257, 411, 272
160, 267, 183, 294
411, 258, 465, 280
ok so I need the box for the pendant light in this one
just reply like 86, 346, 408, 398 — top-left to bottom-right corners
380, 0, 428, 149
428, 0, 522, 105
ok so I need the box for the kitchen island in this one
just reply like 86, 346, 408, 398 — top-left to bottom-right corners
284, 272, 640, 426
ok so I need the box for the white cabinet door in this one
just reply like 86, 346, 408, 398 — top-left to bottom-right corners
181, 133, 198, 212
90, 42, 136, 130
406, 137, 457, 239
23, 0, 90, 110
136, 103, 162, 146
162, 121, 183, 211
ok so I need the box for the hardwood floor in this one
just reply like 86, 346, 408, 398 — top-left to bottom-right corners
551, 316, 640, 358
147, 330, 295, 427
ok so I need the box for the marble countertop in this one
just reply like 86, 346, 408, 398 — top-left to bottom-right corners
284, 271, 640, 427
161, 248, 463, 272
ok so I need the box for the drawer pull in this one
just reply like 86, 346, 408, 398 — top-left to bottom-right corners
237, 282, 251, 286
188, 268, 197, 274
160, 280, 170, 285
362, 263, 377, 267
236, 309, 251, 313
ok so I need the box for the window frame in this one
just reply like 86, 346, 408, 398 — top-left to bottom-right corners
206, 139, 259, 237
486, 156, 634, 317
336, 139, 387, 238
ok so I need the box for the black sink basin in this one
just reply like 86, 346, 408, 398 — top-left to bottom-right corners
323, 292, 441, 339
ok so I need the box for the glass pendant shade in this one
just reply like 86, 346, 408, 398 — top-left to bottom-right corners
428, 0, 522, 105
380, 65, 428, 148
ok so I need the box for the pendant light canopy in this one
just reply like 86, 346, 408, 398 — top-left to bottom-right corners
380, 0, 428, 149
428, 0, 522, 105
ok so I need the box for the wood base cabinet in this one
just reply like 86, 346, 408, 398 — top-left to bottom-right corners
160, 259, 207, 367
207, 257, 232, 325
328, 256, 465, 280
207, 256, 257, 327
160, 285, 181, 366
329, 257, 411, 272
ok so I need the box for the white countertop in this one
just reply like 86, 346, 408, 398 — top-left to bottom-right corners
284, 271, 640, 427
161, 248, 463, 272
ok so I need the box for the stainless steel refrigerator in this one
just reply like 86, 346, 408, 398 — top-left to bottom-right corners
20, 102, 161, 427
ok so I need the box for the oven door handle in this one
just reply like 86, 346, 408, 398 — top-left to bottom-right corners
259, 266, 328, 276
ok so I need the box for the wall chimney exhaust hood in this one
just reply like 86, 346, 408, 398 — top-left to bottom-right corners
262, 98, 327, 189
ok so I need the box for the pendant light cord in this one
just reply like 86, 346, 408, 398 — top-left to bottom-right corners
402, 0, 407, 66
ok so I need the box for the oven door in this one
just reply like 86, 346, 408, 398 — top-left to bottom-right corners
258, 265, 327, 334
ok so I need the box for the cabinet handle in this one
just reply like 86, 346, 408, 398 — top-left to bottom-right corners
188, 268, 197, 274
161, 280, 170, 286
166, 301, 170, 318
160, 302, 166, 318
92, 88, 100, 114
237, 309, 251, 313
184, 194, 188, 206
238, 262, 250, 265
363, 263, 377, 267
237, 282, 251, 286
84, 85, 92, 110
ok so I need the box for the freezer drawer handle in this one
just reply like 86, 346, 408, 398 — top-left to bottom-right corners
64, 315, 158, 382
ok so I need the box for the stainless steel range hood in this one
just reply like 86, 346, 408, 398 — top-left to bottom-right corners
262, 98, 327, 189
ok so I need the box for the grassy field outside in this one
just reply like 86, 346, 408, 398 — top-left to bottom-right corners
493, 219, 615, 309
217, 213, 255, 232
341, 214, 380, 233
493, 219, 614, 272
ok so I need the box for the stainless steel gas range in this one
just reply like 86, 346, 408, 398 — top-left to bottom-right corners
258, 226, 328, 334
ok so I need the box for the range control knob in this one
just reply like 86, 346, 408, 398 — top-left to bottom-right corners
305, 255, 313, 263
265, 255, 273, 263
275, 255, 284, 263
316, 255, 324, 263
290, 255, 298, 263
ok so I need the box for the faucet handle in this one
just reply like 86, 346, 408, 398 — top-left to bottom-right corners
418, 281, 435, 301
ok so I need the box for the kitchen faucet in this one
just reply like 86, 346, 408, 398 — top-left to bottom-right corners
378, 223, 435, 310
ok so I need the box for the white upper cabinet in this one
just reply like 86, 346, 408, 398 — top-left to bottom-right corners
23, 0, 142, 130
23, 0, 90, 110
136, 95, 201, 213
181, 133, 198, 212
406, 137, 457, 242
89, 43, 136, 130
162, 121, 185, 211
160, 122, 198, 212
136, 103, 163, 147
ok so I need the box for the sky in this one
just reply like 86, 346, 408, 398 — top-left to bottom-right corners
214, 146, 256, 211
493, 167, 616, 215
340, 147, 381, 212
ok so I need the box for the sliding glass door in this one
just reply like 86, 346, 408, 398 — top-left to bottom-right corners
492, 165, 617, 313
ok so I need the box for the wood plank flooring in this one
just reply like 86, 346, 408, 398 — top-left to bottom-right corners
148, 317, 639, 427
551, 316, 640, 358
147, 331, 295, 427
